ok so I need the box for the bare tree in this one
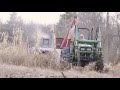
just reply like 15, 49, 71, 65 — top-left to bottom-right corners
111, 13, 120, 64
106, 12, 110, 63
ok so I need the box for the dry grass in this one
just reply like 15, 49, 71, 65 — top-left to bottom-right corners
103, 63, 120, 77
0, 63, 117, 78
0, 29, 120, 78
0, 43, 69, 70
0, 29, 70, 71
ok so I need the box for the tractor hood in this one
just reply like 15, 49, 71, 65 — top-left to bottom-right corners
78, 44, 92, 48
78, 40, 101, 44
77, 40, 101, 48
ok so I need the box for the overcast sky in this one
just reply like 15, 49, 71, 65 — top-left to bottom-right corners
0, 12, 65, 25
0, 12, 117, 25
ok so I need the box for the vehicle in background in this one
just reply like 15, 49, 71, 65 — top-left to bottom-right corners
29, 37, 65, 60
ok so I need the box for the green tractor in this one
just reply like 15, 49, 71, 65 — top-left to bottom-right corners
61, 17, 104, 72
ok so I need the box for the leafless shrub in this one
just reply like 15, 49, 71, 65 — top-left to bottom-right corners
0, 29, 70, 71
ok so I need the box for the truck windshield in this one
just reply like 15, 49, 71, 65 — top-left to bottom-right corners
43, 39, 49, 47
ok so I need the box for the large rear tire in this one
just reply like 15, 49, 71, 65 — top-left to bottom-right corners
95, 57, 104, 72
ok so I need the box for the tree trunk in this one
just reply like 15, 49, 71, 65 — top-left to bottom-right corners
116, 20, 120, 64
106, 12, 110, 63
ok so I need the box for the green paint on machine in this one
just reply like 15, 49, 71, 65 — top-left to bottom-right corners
61, 16, 104, 72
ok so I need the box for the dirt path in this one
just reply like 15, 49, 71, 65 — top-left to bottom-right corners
0, 64, 118, 78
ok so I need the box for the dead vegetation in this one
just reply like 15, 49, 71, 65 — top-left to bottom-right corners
0, 29, 70, 71
0, 63, 118, 78
0, 29, 120, 78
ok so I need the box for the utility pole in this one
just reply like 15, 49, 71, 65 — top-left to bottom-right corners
76, 12, 79, 25
106, 12, 110, 63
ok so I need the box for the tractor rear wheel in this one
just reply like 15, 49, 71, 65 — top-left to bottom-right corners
95, 57, 104, 72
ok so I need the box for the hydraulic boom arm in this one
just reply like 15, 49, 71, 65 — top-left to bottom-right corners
60, 16, 77, 49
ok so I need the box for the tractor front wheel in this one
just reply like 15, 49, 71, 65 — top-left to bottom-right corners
79, 60, 89, 67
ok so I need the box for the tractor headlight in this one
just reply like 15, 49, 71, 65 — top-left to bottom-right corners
80, 48, 85, 51
87, 48, 92, 51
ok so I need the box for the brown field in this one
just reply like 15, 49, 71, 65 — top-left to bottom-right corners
0, 63, 119, 78
0, 31, 119, 78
